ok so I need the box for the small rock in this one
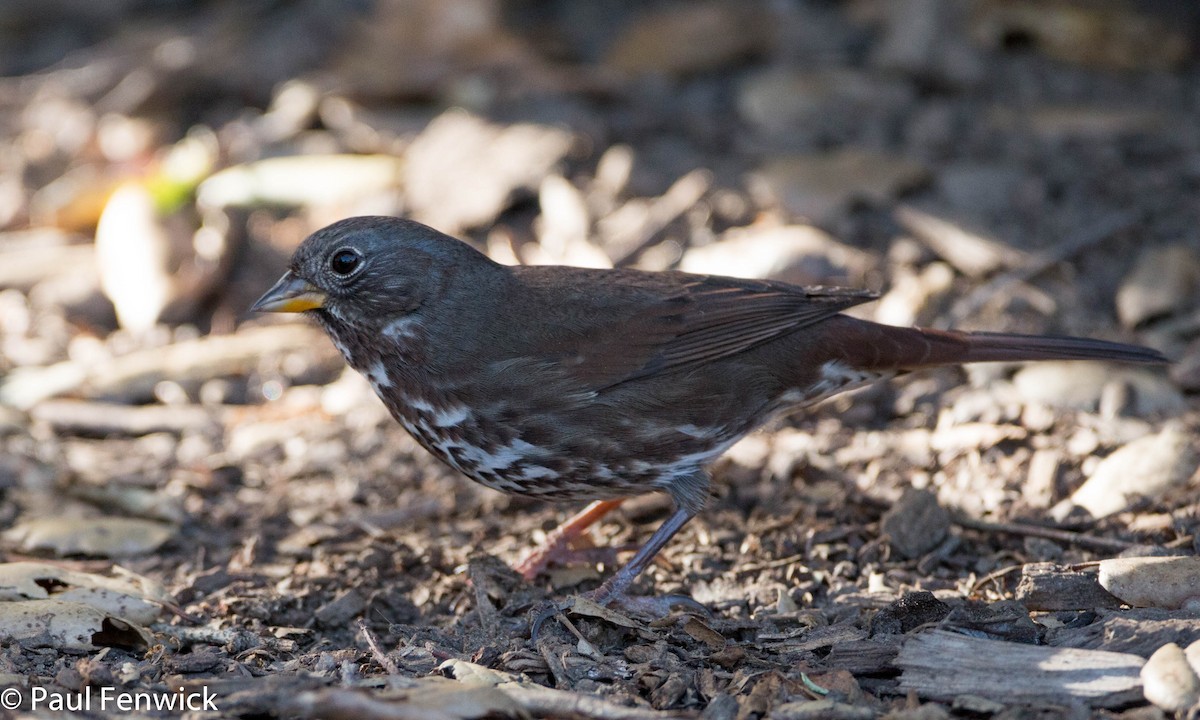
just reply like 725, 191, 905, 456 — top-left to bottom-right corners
1186, 639, 1200, 677
930, 422, 1026, 457
700, 693, 738, 720
1022, 449, 1060, 509
881, 489, 949, 559
1062, 422, 1198, 519
1117, 245, 1199, 328
1098, 556, 1200, 611
1141, 643, 1200, 712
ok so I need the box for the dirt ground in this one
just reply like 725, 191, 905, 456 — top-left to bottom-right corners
1, 1, 1199, 718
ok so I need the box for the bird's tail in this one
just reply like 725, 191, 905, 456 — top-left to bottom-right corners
822, 316, 1168, 371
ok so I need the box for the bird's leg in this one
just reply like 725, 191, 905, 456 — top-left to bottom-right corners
531, 504, 703, 638
586, 505, 704, 615
513, 499, 625, 580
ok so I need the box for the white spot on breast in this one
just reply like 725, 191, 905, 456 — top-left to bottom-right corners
453, 439, 543, 474
677, 424, 716, 439
366, 361, 392, 388
407, 396, 436, 413
516, 465, 557, 480
431, 404, 469, 428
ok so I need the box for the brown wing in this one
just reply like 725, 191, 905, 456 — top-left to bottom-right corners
516, 270, 877, 392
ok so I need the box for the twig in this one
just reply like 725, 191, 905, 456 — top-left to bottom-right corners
359, 620, 401, 676
953, 515, 1137, 553
31, 399, 220, 436
971, 563, 1024, 594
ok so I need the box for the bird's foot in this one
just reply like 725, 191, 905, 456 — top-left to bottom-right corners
530, 589, 707, 640
599, 591, 709, 619
528, 503, 707, 639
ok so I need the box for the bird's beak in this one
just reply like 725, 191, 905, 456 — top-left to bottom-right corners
251, 272, 326, 313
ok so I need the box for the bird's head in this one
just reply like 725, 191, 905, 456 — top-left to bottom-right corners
252, 216, 495, 332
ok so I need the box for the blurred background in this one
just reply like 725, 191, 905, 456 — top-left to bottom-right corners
2, 0, 1198, 360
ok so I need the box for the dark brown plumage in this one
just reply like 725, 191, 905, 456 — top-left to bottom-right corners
252, 216, 1168, 609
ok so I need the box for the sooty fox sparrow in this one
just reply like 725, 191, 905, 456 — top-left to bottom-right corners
253, 216, 1167, 612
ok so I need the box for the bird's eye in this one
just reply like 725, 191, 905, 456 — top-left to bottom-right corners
329, 248, 361, 276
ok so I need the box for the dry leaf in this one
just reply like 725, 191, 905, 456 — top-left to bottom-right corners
0, 561, 171, 624
0, 599, 151, 651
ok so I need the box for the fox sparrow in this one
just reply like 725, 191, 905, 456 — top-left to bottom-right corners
253, 216, 1167, 611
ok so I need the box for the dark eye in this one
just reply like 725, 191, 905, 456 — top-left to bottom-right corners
329, 248, 361, 276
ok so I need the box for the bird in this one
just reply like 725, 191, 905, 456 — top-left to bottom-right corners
252, 216, 1168, 614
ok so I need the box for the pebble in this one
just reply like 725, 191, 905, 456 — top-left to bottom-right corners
881, 488, 949, 559
1117, 245, 1199, 328
1098, 556, 1200, 611
1061, 422, 1198, 519
1141, 643, 1200, 712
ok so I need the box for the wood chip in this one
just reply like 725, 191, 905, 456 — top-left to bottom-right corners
1014, 562, 1122, 612
897, 630, 1143, 707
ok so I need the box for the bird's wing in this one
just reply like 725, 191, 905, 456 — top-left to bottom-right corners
523, 273, 877, 392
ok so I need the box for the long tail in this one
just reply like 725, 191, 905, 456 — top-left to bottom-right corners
824, 316, 1169, 371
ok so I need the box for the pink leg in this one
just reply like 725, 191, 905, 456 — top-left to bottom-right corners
513, 499, 625, 580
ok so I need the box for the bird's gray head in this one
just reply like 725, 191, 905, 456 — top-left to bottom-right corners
251, 216, 495, 331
